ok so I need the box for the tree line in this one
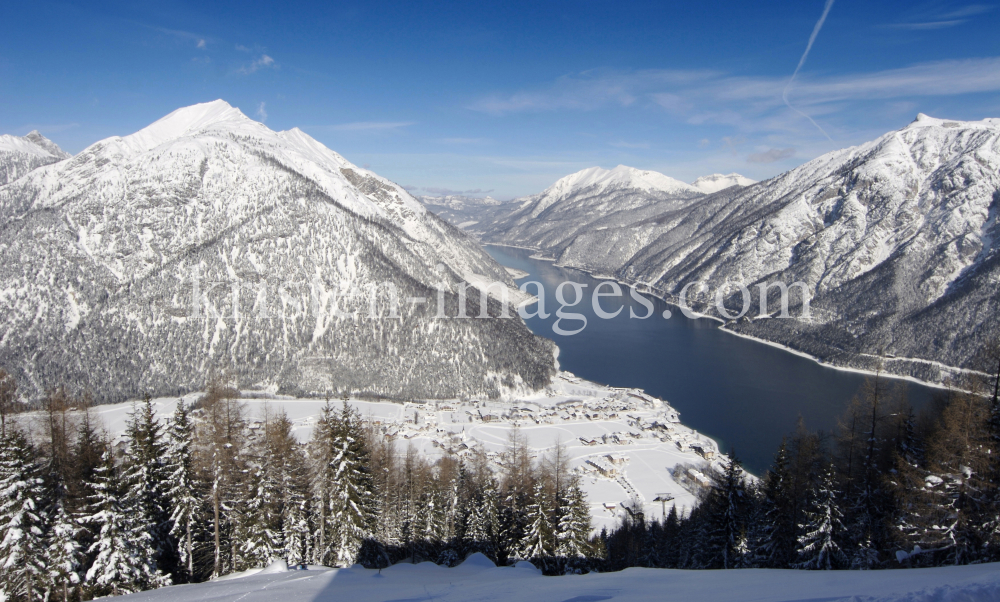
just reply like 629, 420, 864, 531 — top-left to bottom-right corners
0, 374, 593, 601
600, 344, 1000, 571
1, 339, 998, 600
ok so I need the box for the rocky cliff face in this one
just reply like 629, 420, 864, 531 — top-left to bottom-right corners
0, 101, 555, 402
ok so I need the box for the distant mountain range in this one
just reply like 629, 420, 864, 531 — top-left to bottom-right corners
0, 101, 555, 402
0, 130, 72, 185
432, 115, 1000, 384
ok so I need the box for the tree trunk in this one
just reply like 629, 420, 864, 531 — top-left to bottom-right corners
187, 515, 194, 576
214, 478, 221, 577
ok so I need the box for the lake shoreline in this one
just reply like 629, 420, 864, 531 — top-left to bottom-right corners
484, 243, 964, 394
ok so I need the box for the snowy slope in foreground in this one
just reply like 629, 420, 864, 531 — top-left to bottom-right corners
116, 556, 1000, 602
84, 372, 720, 533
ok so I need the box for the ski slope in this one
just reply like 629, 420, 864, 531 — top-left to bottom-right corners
114, 553, 1000, 602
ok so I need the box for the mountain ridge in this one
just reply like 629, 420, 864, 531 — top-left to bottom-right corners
444, 115, 1000, 384
0, 101, 556, 402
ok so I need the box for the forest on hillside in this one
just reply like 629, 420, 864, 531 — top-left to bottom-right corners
0, 339, 998, 601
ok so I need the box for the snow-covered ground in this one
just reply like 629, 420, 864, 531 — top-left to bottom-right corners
85, 372, 722, 533
115, 553, 1000, 602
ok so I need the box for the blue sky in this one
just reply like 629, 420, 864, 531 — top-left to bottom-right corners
2, 1, 999, 198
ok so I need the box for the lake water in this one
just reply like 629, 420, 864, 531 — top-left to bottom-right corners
486, 245, 940, 475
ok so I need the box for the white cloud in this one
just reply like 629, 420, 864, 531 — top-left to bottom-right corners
886, 3, 992, 30
235, 44, 251, 52
256, 102, 267, 122
466, 58, 1000, 139
196, 39, 206, 49
330, 121, 415, 132
238, 54, 276, 74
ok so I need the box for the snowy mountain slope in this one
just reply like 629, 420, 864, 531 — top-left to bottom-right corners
463, 166, 705, 268
0, 100, 555, 402
418, 194, 504, 227
472, 115, 1000, 383
691, 172, 756, 193
0, 130, 71, 185
114, 553, 1000, 602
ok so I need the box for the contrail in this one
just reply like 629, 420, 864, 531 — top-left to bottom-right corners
782, 0, 835, 142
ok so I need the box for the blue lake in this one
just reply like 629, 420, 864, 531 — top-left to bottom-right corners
486, 245, 939, 475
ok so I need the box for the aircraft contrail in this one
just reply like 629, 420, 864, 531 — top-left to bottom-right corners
783, 0, 835, 142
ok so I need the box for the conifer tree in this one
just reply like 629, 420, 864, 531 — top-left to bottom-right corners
166, 400, 200, 579
518, 482, 553, 569
0, 429, 48, 602
84, 450, 170, 596
755, 440, 797, 567
314, 403, 376, 567
795, 463, 846, 570
123, 396, 171, 570
716, 453, 751, 569
44, 500, 83, 602
555, 477, 591, 565
237, 459, 282, 568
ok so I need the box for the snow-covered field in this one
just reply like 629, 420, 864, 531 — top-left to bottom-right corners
116, 554, 1000, 602
87, 372, 722, 533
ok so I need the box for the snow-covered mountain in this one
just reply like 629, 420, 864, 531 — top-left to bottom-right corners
0, 100, 555, 402
462, 165, 705, 263
691, 172, 755, 194
0, 130, 71, 185
420, 195, 503, 210
470, 115, 1000, 383
418, 195, 504, 228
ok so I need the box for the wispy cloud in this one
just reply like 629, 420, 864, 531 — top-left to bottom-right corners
235, 44, 251, 52
886, 3, 992, 30
330, 121, 415, 132
149, 26, 210, 49
255, 102, 268, 122
747, 148, 796, 164
782, 0, 836, 141
238, 54, 276, 74
467, 58, 1000, 138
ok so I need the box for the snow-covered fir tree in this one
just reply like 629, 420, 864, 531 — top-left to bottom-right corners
237, 459, 283, 569
165, 400, 200, 578
716, 453, 751, 569
313, 403, 376, 567
44, 500, 83, 602
556, 477, 591, 564
0, 429, 47, 602
796, 463, 846, 570
123, 396, 171, 569
518, 481, 553, 567
84, 450, 170, 596
753, 441, 796, 568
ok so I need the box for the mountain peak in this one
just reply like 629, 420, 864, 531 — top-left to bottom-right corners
546, 165, 700, 198
120, 99, 252, 154
691, 173, 756, 194
23, 130, 71, 159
